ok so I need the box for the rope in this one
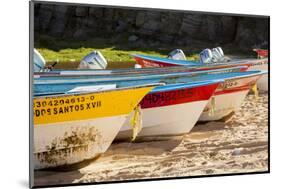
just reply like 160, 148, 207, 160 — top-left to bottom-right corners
208, 97, 216, 116
251, 84, 259, 100
130, 105, 143, 141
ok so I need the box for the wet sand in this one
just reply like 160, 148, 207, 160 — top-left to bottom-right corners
34, 93, 268, 186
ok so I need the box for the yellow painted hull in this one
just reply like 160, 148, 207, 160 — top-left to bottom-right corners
33, 86, 155, 169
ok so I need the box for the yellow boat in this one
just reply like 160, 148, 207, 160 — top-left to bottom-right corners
33, 84, 157, 169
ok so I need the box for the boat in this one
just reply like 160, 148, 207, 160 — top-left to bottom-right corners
33, 84, 158, 169
199, 71, 265, 121
132, 53, 267, 69
116, 80, 221, 139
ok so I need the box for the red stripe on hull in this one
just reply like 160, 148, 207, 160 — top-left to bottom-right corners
215, 87, 250, 95
140, 83, 219, 109
214, 75, 261, 95
134, 57, 175, 67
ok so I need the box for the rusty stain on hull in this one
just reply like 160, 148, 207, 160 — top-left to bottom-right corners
35, 127, 103, 168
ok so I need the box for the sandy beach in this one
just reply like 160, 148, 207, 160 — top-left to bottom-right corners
34, 93, 268, 187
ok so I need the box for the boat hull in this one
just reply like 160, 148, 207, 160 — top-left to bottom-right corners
33, 85, 155, 169
116, 82, 219, 139
133, 54, 252, 70
117, 100, 208, 139
199, 75, 262, 121
199, 90, 249, 121
248, 61, 268, 91
34, 115, 127, 169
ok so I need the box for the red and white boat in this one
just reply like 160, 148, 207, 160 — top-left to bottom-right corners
199, 71, 265, 121
116, 80, 221, 139
132, 53, 257, 69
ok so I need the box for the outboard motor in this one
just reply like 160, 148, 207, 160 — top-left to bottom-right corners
34, 49, 46, 72
211, 47, 223, 62
212, 47, 230, 63
167, 49, 187, 60
200, 47, 230, 64
199, 49, 213, 64
78, 51, 108, 70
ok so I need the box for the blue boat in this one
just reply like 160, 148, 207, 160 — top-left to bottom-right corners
132, 53, 267, 68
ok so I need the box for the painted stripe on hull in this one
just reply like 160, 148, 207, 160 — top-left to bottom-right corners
140, 83, 219, 109
134, 56, 175, 67
34, 115, 127, 169
117, 100, 208, 139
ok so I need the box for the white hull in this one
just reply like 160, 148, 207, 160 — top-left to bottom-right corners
116, 100, 208, 139
249, 63, 268, 91
199, 90, 249, 121
34, 115, 127, 169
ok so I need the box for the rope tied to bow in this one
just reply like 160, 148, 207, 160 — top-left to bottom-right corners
130, 105, 143, 141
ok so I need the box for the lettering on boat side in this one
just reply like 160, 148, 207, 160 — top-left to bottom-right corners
33, 95, 102, 118
141, 88, 194, 108
221, 80, 238, 89
252, 60, 268, 66
142, 60, 163, 67
34, 95, 96, 108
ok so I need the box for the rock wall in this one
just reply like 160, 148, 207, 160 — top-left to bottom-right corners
34, 3, 269, 49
